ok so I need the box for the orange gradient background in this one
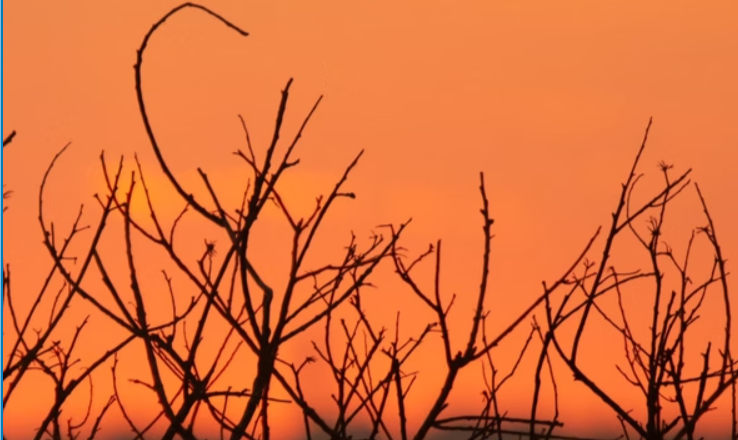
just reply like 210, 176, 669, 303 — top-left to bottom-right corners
3, 1, 738, 438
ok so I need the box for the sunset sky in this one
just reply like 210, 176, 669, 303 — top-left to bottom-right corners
3, 1, 738, 439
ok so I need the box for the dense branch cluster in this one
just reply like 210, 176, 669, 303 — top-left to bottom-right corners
3, 3, 736, 440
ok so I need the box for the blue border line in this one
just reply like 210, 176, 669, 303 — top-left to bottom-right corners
1, 0, 5, 432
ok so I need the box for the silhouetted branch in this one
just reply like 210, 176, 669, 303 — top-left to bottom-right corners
3, 130, 16, 148
544, 119, 736, 440
4, 4, 734, 439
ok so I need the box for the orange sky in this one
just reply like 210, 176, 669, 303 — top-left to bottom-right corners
3, 1, 738, 439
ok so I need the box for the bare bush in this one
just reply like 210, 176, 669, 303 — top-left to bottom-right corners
542, 120, 738, 440
2, 4, 734, 440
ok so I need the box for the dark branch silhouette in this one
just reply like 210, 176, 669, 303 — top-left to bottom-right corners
3, 4, 735, 440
